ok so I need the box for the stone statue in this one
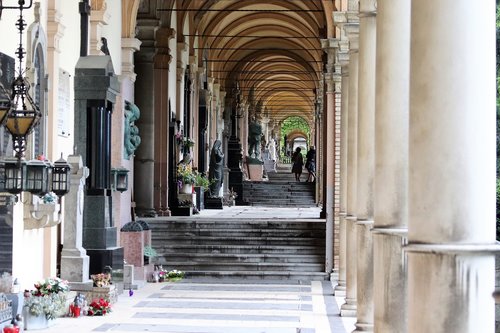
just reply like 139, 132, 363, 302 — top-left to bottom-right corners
248, 117, 263, 159
269, 138, 277, 161
208, 140, 224, 197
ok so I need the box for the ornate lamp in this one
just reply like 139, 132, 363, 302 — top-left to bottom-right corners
3, 0, 40, 159
51, 155, 71, 197
3, 157, 25, 194
0, 0, 72, 205
24, 159, 51, 196
111, 167, 129, 192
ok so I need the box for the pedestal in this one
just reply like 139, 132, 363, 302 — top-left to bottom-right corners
247, 163, 263, 181
204, 197, 223, 209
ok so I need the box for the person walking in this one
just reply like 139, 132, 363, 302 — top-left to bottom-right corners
291, 147, 304, 181
305, 146, 316, 182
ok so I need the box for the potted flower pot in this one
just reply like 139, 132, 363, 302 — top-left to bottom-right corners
180, 183, 192, 194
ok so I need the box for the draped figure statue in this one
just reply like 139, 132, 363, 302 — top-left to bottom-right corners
208, 140, 224, 197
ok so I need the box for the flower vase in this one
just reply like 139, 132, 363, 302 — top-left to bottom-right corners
22, 308, 55, 330
180, 183, 192, 194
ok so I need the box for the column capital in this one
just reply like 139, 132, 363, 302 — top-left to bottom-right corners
334, 11, 360, 52
359, 0, 377, 17
121, 37, 142, 82
154, 27, 175, 69
321, 38, 339, 75
47, 8, 65, 53
344, 24, 360, 52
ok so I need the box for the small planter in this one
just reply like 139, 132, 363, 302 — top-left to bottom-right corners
180, 183, 193, 194
22, 309, 55, 330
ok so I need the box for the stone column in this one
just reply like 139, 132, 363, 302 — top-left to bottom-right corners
153, 27, 175, 216
321, 38, 338, 274
373, 0, 410, 332
354, 0, 377, 331
334, 33, 350, 298
408, 1, 497, 332
134, 24, 157, 217
340, 15, 359, 317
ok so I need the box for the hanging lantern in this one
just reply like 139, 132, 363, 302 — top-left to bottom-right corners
111, 167, 129, 192
5, 75, 41, 159
4, 157, 26, 194
24, 159, 52, 196
51, 155, 71, 197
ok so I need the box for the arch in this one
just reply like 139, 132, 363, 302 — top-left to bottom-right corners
26, 18, 48, 159
122, 0, 141, 38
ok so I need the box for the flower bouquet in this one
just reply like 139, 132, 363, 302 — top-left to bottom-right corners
87, 298, 111, 316
177, 164, 196, 186
25, 277, 69, 320
166, 269, 185, 282
90, 273, 111, 287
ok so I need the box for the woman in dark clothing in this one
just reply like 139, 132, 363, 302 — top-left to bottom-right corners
305, 146, 316, 182
291, 147, 304, 181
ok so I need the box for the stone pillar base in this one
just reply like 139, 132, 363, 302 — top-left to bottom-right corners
355, 221, 374, 332
340, 299, 357, 317
353, 322, 373, 332
407, 244, 497, 333
60, 255, 90, 283
334, 283, 346, 297
373, 228, 408, 333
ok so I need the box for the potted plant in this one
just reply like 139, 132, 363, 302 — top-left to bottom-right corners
182, 137, 195, 149
177, 164, 196, 194
194, 173, 212, 210
166, 269, 185, 282
23, 277, 69, 330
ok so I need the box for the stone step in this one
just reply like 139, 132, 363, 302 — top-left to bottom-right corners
179, 270, 329, 281
148, 220, 325, 230
150, 213, 326, 281
243, 188, 314, 193
243, 201, 316, 207
150, 228, 325, 238
244, 196, 315, 202
155, 244, 325, 255
159, 262, 325, 272
155, 253, 324, 264
152, 236, 325, 246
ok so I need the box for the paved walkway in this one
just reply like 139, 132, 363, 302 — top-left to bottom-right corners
196, 206, 323, 220
34, 207, 355, 332
35, 278, 355, 333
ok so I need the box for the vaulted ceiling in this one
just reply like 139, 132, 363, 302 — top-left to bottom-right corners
168, 0, 337, 125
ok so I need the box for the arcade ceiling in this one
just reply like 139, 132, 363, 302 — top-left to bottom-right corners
148, 0, 338, 126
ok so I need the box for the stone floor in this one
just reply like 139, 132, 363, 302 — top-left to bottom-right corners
31, 278, 355, 333
31, 207, 355, 332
